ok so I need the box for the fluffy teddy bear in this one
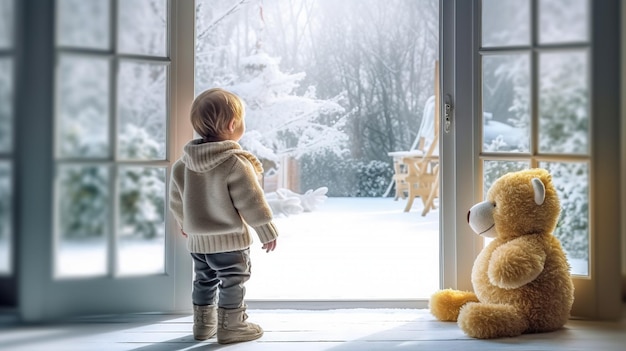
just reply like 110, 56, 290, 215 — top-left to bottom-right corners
429, 168, 574, 339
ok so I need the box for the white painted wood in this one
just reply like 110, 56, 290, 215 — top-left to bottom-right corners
1, 308, 624, 351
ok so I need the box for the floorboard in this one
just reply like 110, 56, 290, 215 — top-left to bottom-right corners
1, 307, 625, 351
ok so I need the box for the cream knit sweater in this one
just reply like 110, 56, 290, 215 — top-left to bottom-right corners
169, 139, 278, 254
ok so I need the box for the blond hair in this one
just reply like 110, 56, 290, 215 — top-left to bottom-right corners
190, 88, 245, 141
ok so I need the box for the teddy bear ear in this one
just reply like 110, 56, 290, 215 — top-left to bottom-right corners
532, 178, 545, 205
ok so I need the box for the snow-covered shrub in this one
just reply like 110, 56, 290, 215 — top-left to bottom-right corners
299, 151, 356, 197
58, 166, 109, 239
118, 166, 166, 239
545, 162, 589, 261
299, 151, 392, 197
355, 160, 394, 197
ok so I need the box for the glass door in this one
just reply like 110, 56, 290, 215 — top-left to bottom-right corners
443, 0, 621, 319
16, 0, 194, 321
194, 0, 441, 304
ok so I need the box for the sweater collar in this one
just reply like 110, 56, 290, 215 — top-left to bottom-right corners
181, 139, 264, 174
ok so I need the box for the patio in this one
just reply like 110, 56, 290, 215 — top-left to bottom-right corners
246, 196, 440, 301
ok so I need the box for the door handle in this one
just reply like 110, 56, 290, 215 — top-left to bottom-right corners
444, 94, 453, 134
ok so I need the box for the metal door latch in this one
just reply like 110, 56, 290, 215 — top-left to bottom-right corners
444, 94, 453, 133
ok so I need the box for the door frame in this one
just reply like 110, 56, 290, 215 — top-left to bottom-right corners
11, 0, 622, 320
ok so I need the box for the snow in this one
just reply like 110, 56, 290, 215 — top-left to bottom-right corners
483, 120, 526, 149
51, 196, 588, 295
55, 237, 165, 278
247, 197, 440, 300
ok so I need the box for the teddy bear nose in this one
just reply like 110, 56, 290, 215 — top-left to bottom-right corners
467, 210, 471, 223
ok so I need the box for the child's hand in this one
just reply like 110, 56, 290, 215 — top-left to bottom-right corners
262, 239, 277, 253
180, 229, 188, 238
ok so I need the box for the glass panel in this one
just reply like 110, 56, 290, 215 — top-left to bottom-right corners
0, 162, 12, 275
539, 0, 588, 44
57, 0, 110, 49
116, 166, 166, 276
539, 51, 588, 154
57, 55, 110, 158
482, 54, 530, 152
55, 165, 110, 278
482, 160, 530, 198
0, 0, 13, 49
118, 0, 167, 56
0, 58, 12, 152
117, 61, 167, 160
539, 161, 589, 276
482, 0, 530, 47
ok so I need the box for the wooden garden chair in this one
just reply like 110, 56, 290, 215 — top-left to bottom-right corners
385, 61, 440, 215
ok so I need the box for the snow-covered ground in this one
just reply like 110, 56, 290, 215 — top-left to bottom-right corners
52, 196, 586, 298
246, 197, 440, 300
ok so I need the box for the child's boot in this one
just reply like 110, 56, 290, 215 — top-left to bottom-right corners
217, 305, 263, 344
193, 304, 217, 340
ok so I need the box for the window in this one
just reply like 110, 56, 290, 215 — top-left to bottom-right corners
54, 0, 170, 278
480, 0, 590, 275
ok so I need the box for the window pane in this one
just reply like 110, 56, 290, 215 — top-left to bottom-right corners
482, 0, 530, 47
482, 54, 530, 152
117, 167, 166, 276
539, 161, 589, 276
118, 0, 167, 56
117, 61, 167, 160
539, 0, 588, 44
55, 165, 109, 278
0, 162, 12, 275
57, 55, 110, 158
482, 160, 529, 198
539, 51, 588, 154
0, 0, 13, 49
57, 0, 110, 49
0, 58, 12, 152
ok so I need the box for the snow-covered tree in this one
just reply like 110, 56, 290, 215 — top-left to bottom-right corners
233, 52, 347, 161
538, 52, 588, 154
195, 0, 349, 165
195, 0, 437, 196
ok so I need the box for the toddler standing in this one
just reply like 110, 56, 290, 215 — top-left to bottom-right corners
169, 88, 278, 344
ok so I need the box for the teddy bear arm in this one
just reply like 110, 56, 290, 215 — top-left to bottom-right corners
488, 238, 547, 289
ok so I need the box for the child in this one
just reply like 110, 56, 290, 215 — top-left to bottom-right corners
169, 88, 278, 344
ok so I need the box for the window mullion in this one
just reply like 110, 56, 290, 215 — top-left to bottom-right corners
108, 0, 119, 277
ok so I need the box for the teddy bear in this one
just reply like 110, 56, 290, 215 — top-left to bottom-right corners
429, 168, 574, 339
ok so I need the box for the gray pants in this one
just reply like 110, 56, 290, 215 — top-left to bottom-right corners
191, 249, 251, 309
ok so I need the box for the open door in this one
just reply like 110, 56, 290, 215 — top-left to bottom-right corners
15, 0, 195, 322
440, 0, 622, 319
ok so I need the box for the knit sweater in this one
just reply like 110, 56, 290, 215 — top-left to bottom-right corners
169, 139, 278, 254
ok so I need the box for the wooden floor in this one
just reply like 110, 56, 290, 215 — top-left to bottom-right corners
1, 307, 626, 351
